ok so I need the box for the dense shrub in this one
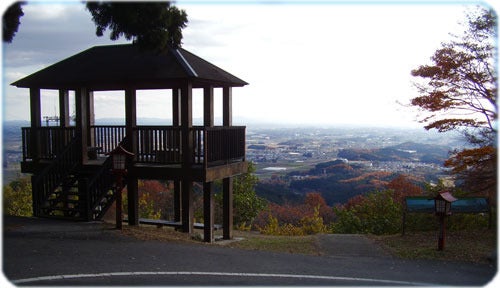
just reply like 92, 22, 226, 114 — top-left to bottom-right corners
258, 206, 327, 236
253, 202, 308, 228
332, 190, 402, 235
259, 215, 305, 236
448, 213, 491, 230
254, 192, 332, 236
3, 177, 32, 217
299, 206, 328, 234
212, 162, 267, 228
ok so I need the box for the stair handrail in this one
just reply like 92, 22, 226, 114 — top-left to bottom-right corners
84, 155, 114, 220
85, 136, 129, 220
32, 136, 80, 216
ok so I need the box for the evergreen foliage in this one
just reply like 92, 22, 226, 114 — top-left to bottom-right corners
2, 2, 25, 43
232, 162, 267, 226
86, 1, 188, 50
215, 162, 267, 227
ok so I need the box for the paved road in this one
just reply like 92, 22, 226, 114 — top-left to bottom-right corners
2, 216, 497, 286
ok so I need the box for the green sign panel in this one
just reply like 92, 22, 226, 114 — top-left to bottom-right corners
405, 197, 489, 213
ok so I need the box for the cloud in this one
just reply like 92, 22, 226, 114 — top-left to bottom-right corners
23, 3, 75, 21
4, 2, 128, 69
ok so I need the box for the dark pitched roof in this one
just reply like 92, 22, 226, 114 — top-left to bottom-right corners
11, 44, 248, 90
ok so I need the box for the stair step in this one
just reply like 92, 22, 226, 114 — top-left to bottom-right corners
41, 207, 84, 213
52, 190, 80, 195
47, 194, 80, 200
38, 214, 86, 221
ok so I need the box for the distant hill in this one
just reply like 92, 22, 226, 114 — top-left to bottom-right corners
338, 141, 449, 164
256, 155, 444, 206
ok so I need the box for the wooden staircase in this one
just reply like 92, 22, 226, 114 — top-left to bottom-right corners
32, 137, 121, 221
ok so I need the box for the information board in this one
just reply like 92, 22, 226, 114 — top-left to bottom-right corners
404, 196, 489, 213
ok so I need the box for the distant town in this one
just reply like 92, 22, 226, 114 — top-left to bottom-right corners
245, 125, 465, 178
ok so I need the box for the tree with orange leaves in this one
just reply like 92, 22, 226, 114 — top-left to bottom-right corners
386, 175, 424, 204
410, 7, 497, 200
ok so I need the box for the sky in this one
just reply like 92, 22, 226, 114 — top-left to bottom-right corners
1, 0, 496, 127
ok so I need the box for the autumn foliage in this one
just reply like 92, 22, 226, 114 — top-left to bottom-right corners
250, 175, 427, 235
410, 8, 497, 198
122, 180, 174, 220
444, 146, 497, 201
253, 192, 334, 235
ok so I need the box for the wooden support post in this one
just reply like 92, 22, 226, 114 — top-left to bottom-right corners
174, 180, 181, 222
180, 82, 193, 234
86, 91, 95, 147
125, 88, 137, 157
29, 88, 41, 161
222, 86, 234, 239
438, 215, 446, 251
31, 175, 39, 217
115, 174, 124, 230
181, 181, 193, 234
180, 83, 193, 166
204, 86, 214, 170
29, 88, 42, 128
29, 88, 41, 163
204, 86, 214, 127
58, 89, 72, 147
125, 88, 138, 225
75, 88, 89, 164
203, 182, 215, 243
172, 88, 181, 127
223, 177, 233, 240
203, 86, 215, 241
172, 89, 182, 223
59, 89, 70, 127
223, 86, 232, 126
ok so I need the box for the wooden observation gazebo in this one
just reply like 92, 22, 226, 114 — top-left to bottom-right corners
12, 44, 248, 242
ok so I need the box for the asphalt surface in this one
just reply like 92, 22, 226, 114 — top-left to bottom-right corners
2, 216, 497, 286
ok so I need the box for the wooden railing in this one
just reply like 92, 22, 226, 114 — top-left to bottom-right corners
91, 125, 126, 155
135, 126, 181, 164
22, 127, 76, 161
22, 125, 245, 166
205, 126, 246, 165
134, 126, 246, 165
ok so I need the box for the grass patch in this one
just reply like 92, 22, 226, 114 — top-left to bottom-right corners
118, 225, 320, 255
369, 228, 496, 264
227, 231, 320, 255
119, 224, 197, 243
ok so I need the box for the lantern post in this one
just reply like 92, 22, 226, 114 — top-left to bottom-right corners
107, 145, 134, 229
434, 191, 457, 251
